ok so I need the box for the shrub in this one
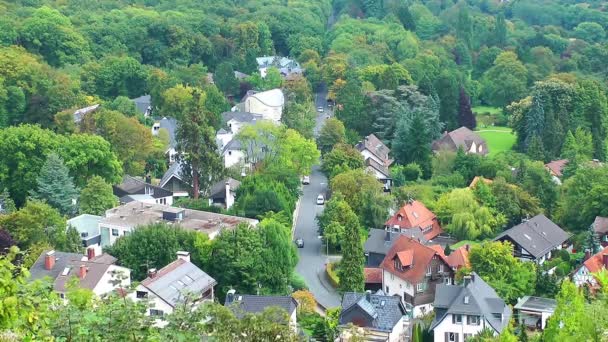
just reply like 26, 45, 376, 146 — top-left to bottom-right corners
326, 262, 340, 288
290, 273, 308, 291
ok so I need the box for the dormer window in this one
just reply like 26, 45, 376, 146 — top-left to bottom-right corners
397, 214, 402, 222
394, 258, 403, 271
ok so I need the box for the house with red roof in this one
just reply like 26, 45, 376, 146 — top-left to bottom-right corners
572, 246, 608, 288
446, 246, 470, 270
593, 216, 608, 247
385, 200, 444, 241
380, 235, 454, 318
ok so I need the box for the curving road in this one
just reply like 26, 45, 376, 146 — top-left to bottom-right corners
294, 87, 341, 309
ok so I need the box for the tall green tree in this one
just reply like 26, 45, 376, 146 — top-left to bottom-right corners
337, 204, 365, 293
393, 109, 433, 176
317, 118, 346, 154
493, 13, 507, 47
435, 70, 459, 131
214, 62, 239, 96
78, 176, 117, 216
481, 51, 528, 108
260, 218, 298, 293
30, 153, 78, 216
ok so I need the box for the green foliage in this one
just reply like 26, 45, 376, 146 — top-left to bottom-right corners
317, 198, 360, 250
481, 51, 528, 108
469, 241, 537, 304
330, 168, 383, 219
317, 118, 346, 154
338, 214, 364, 293
259, 217, 298, 294
81, 55, 148, 99
105, 223, 212, 281
214, 62, 239, 96
78, 176, 117, 216
30, 153, 78, 216
321, 143, 365, 179
234, 173, 298, 220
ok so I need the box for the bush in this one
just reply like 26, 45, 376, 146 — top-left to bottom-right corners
290, 273, 308, 291
326, 262, 340, 288
403, 163, 422, 181
556, 249, 570, 262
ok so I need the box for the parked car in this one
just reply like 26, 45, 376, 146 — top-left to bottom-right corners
316, 194, 325, 205
302, 175, 310, 185
295, 238, 304, 248
317, 106, 324, 112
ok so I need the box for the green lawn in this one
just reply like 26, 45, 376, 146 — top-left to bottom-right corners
450, 240, 482, 249
476, 126, 516, 156
472, 106, 502, 115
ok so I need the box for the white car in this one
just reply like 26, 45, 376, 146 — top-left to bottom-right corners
316, 194, 325, 205
317, 106, 324, 113
302, 176, 310, 185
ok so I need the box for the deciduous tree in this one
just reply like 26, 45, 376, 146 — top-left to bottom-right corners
78, 176, 117, 216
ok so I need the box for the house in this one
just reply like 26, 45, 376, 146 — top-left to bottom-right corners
544, 159, 568, 179
222, 139, 248, 168
384, 200, 444, 241
432, 127, 488, 156
216, 111, 263, 166
73, 104, 100, 124
339, 290, 409, 342
445, 246, 470, 271
131, 251, 216, 325
151, 117, 178, 164
430, 273, 512, 342
159, 162, 190, 197
593, 216, 608, 246
130, 94, 152, 117
113, 175, 173, 206
99, 201, 258, 247
364, 268, 383, 292
494, 214, 570, 264
256, 56, 302, 78
380, 236, 454, 317
208, 178, 240, 209
513, 296, 556, 330
234, 89, 285, 122
356, 134, 393, 190
225, 290, 298, 332
67, 214, 103, 255
364, 228, 426, 267
29, 249, 130, 298
572, 246, 608, 288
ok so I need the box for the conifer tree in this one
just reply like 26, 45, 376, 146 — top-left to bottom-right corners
458, 87, 476, 129
337, 203, 365, 293
30, 153, 78, 215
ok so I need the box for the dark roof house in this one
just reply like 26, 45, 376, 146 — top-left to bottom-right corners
339, 291, 407, 334
131, 95, 152, 116
356, 134, 393, 167
431, 273, 511, 334
494, 214, 570, 263
114, 175, 173, 201
432, 126, 488, 156
224, 290, 298, 317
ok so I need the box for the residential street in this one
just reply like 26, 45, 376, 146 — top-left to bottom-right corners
294, 86, 341, 309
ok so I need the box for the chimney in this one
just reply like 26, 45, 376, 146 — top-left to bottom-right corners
585, 249, 591, 261
226, 289, 236, 304
177, 251, 191, 263
79, 265, 87, 279
603, 254, 608, 269
87, 247, 95, 261
148, 268, 158, 278
45, 251, 56, 270
145, 175, 152, 184
463, 275, 472, 287
365, 290, 372, 303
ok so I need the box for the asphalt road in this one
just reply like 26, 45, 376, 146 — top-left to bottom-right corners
294, 86, 341, 309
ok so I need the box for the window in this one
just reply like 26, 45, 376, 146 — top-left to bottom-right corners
467, 315, 480, 325
385, 286, 389, 293
448, 332, 457, 342
150, 309, 164, 317
444, 277, 451, 285
394, 259, 403, 271
492, 313, 502, 321
438, 264, 444, 273
112, 229, 119, 236
422, 225, 433, 234
426, 265, 432, 275
124, 230, 130, 236
416, 282, 426, 293
228, 151, 232, 155
452, 314, 462, 324
136, 291, 148, 299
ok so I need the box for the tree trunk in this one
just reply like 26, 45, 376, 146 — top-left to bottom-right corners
192, 168, 200, 199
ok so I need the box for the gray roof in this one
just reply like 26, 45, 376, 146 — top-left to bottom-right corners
365, 157, 390, 178
431, 273, 511, 333
494, 214, 570, 259
432, 126, 487, 155
222, 111, 262, 125
131, 95, 151, 114
222, 138, 242, 153
73, 104, 100, 123
120, 194, 154, 203
225, 294, 298, 316
159, 162, 184, 188
340, 291, 407, 332
208, 178, 241, 199
514, 296, 557, 313
141, 259, 216, 308
159, 117, 177, 149
364, 229, 426, 256
114, 175, 173, 199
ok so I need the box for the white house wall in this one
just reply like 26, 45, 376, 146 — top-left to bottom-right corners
433, 314, 497, 342
224, 149, 246, 168
93, 265, 131, 297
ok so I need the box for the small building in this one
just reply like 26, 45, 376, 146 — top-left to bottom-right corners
572, 246, 608, 288
208, 178, 240, 209
339, 291, 409, 342
364, 268, 383, 292
432, 127, 488, 156
468, 176, 493, 189
356, 134, 393, 190
73, 104, 100, 124
544, 159, 568, 179
380, 236, 454, 317
151, 117, 177, 163
67, 214, 103, 256
131, 251, 216, 326
159, 162, 190, 198
114, 175, 173, 206
513, 296, 556, 330
445, 246, 470, 271
99, 201, 258, 247
225, 290, 298, 332
29, 249, 130, 298
593, 216, 608, 246
494, 214, 570, 264
431, 273, 511, 342
384, 200, 444, 241
256, 56, 302, 78
130, 94, 152, 117
234, 89, 284, 123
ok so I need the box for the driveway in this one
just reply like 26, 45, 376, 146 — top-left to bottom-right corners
294, 86, 341, 309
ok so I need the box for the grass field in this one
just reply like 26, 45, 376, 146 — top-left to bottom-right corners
450, 240, 487, 249
476, 126, 516, 156
472, 106, 502, 115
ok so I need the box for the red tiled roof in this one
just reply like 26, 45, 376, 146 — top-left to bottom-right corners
385, 200, 443, 240
583, 246, 608, 274
396, 250, 414, 266
364, 268, 383, 284
428, 244, 446, 257
380, 236, 450, 284
447, 246, 470, 269
545, 159, 568, 178
141, 258, 186, 287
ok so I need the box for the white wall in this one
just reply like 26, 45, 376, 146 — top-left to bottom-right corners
573, 265, 597, 287
244, 97, 282, 122
433, 314, 497, 342
361, 150, 383, 166
93, 265, 131, 297
99, 223, 133, 247
388, 316, 407, 342
224, 149, 246, 168
382, 269, 434, 318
